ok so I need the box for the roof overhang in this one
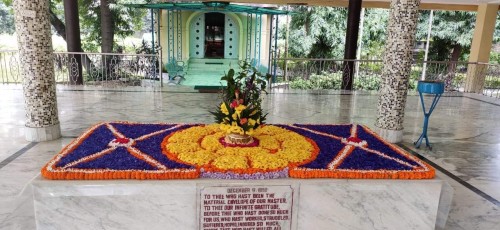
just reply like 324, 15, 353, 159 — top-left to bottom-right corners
208, 0, 500, 11
124, 1, 290, 15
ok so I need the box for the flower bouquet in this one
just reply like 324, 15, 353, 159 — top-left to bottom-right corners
211, 61, 271, 145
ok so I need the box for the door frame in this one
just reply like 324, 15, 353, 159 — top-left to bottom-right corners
186, 11, 244, 60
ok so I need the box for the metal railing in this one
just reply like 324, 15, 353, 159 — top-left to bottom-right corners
274, 58, 500, 98
483, 64, 500, 98
2, 50, 499, 98
1, 51, 160, 87
0, 50, 22, 83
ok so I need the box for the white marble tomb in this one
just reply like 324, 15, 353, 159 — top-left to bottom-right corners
32, 177, 448, 230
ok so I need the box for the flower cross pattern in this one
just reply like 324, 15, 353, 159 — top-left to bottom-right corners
283, 124, 434, 179
42, 122, 200, 180
41, 122, 434, 180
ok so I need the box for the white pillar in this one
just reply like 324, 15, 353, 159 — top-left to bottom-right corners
13, 0, 61, 141
375, 0, 421, 143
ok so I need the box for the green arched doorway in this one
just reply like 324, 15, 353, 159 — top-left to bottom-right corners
189, 12, 239, 59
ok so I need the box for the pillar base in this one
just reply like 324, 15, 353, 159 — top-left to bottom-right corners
375, 127, 403, 143
25, 123, 61, 142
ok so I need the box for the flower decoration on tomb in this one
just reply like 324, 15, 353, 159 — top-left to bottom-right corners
162, 124, 319, 178
41, 122, 435, 180
210, 61, 271, 145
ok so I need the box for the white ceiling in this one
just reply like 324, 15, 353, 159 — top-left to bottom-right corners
367, 0, 500, 5
197, 0, 500, 7
194, 0, 500, 4
427, 0, 499, 4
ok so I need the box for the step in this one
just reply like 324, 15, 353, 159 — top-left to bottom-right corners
188, 65, 231, 70
186, 69, 226, 74
187, 68, 234, 73
188, 58, 239, 64
186, 69, 240, 74
187, 66, 231, 70
189, 63, 239, 69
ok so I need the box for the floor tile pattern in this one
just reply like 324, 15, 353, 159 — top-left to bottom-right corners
0, 86, 498, 229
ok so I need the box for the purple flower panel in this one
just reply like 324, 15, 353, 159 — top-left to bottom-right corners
356, 126, 420, 167
278, 125, 344, 169
110, 123, 177, 139
56, 124, 115, 167
73, 147, 156, 170
133, 125, 196, 169
293, 124, 352, 138
338, 148, 413, 171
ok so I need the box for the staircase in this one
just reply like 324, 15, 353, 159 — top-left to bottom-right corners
182, 58, 240, 86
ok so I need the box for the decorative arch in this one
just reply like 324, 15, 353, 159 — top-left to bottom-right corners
185, 11, 243, 59
224, 14, 239, 59
189, 14, 205, 58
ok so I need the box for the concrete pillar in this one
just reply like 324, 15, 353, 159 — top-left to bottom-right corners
13, 0, 61, 142
375, 0, 421, 143
465, 4, 498, 93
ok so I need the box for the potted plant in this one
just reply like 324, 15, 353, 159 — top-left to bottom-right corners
211, 61, 271, 145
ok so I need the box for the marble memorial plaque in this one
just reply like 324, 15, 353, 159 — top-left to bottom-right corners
199, 185, 294, 230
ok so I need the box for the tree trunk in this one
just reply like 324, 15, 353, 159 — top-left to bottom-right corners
100, 0, 114, 79
63, 0, 83, 84
49, 8, 66, 40
49, 8, 93, 80
446, 44, 462, 90
342, 0, 362, 90
305, 10, 310, 36
100, 0, 114, 53
449, 44, 462, 66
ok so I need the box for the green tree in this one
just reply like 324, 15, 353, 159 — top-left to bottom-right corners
416, 11, 477, 62
288, 6, 347, 58
416, 10, 500, 62
415, 10, 500, 80
79, 0, 146, 52
360, 8, 389, 60
1, 0, 72, 45
0, 1, 15, 34
287, 7, 389, 59
2, 0, 147, 82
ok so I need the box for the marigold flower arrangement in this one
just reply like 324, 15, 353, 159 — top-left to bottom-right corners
211, 61, 271, 141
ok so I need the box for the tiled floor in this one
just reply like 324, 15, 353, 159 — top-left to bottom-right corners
0, 85, 499, 229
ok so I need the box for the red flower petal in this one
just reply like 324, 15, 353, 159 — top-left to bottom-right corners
347, 137, 362, 143
230, 100, 238, 108
115, 138, 130, 144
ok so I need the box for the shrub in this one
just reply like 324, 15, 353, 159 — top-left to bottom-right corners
289, 72, 342, 89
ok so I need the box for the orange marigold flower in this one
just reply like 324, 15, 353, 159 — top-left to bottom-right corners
240, 118, 248, 125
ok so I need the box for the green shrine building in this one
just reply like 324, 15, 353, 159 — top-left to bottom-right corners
127, 2, 288, 86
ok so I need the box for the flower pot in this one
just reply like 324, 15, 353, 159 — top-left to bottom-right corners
225, 132, 254, 145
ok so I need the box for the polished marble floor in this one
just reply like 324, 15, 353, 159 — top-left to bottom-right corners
0, 84, 499, 229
